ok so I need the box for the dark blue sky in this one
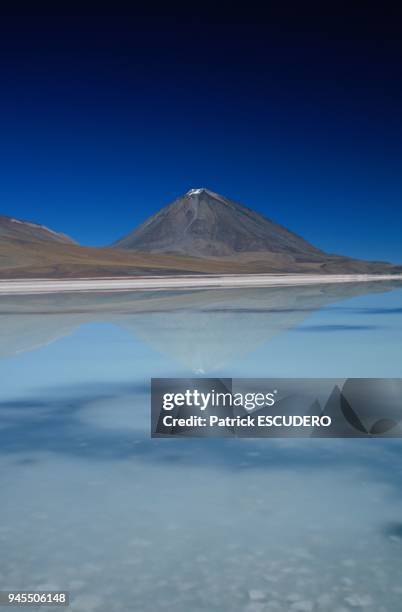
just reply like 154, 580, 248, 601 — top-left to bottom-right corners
1, 8, 402, 263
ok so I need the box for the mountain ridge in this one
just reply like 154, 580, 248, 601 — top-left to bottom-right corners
0, 214, 76, 246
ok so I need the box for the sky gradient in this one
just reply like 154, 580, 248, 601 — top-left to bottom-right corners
1, 8, 402, 263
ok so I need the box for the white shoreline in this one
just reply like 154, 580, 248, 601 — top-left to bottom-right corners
0, 274, 401, 295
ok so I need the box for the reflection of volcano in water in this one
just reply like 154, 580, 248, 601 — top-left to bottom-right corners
0, 281, 401, 371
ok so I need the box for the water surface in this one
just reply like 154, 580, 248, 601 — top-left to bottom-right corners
1, 281, 402, 611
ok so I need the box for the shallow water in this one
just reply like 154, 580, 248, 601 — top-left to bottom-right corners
1, 282, 402, 611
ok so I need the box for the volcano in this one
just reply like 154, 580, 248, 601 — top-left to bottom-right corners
111, 188, 400, 274
112, 188, 323, 258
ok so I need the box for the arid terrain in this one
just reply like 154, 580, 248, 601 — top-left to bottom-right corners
1, 189, 401, 279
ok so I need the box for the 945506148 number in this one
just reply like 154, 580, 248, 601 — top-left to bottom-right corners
0, 591, 69, 606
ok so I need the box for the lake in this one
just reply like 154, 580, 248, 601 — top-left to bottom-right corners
1, 280, 402, 611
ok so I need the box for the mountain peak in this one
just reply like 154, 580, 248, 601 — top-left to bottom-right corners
185, 187, 219, 199
184, 188, 232, 206
186, 188, 207, 196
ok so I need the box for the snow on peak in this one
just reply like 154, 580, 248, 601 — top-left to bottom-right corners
186, 188, 206, 196
185, 188, 230, 206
